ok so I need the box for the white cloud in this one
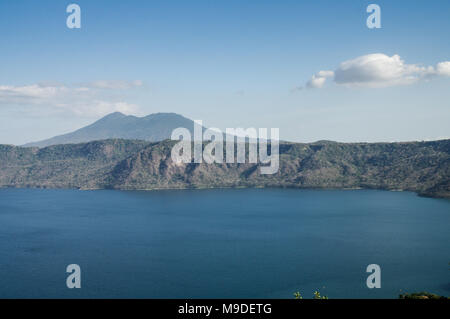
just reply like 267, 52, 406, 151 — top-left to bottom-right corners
86, 80, 143, 89
317, 70, 335, 78
306, 70, 334, 88
0, 84, 64, 99
436, 61, 450, 76
0, 81, 143, 117
55, 100, 140, 117
334, 54, 433, 87
305, 53, 450, 88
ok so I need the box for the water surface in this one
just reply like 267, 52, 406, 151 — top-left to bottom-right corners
0, 188, 448, 298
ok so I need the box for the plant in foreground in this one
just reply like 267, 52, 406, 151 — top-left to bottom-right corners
294, 290, 328, 299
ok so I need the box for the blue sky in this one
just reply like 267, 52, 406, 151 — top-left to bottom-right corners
0, 0, 449, 144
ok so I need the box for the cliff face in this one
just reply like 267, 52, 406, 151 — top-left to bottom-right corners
0, 140, 150, 189
1, 139, 449, 198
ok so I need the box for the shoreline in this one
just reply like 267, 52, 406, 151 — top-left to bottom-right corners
1, 184, 448, 199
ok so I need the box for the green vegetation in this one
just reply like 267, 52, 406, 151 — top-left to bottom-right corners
399, 292, 448, 299
313, 291, 328, 299
0, 139, 449, 198
293, 290, 328, 299
293, 292, 302, 299
293, 290, 448, 299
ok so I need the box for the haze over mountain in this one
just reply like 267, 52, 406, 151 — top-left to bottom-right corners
23, 112, 199, 148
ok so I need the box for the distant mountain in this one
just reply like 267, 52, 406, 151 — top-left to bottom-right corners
1, 139, 449, 198
23, 112, 200, 147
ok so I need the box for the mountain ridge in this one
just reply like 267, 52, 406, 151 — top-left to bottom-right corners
23, 112, 199, 148
2, 138, 449, 198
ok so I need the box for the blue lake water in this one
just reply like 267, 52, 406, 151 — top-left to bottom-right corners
0, 188, 448, 299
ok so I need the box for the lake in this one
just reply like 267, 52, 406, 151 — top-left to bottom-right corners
0, 188, 448, 299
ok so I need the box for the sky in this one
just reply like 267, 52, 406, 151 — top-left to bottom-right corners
0, 0, 449, 145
